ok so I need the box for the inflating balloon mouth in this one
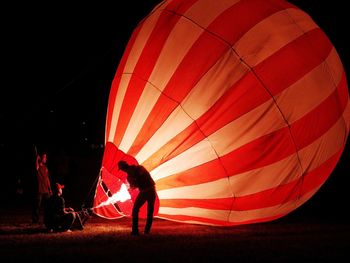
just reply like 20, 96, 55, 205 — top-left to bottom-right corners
93, 145, 160, 219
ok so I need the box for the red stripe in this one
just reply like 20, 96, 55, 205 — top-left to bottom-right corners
102, 142, 128, 174
156, 158, 227, 191
102, 142, 138, 176
340, 71, 350, 104
207, 0, 294, 44
105, 26, 142, 140
157, 212, 287, 226
254, 28, 333, 95
160, 197, 232, 210
165, 0, 200, 14
221, 127, 295, 175
157, 213, 231, 226
128, 0, 290, 156
291, 73, 348, 150
227, 213, 287, 226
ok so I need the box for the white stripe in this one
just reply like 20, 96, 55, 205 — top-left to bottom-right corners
158, 206, 230, 222
151, 138, 218, 180
184, 0, 241, 29
136, 106, 193, 163
298, 116, 347, 171
229, 154, 301, 197
118, 82, 161, 152
108, 74, 131, 143
275, 49, 343, 124
326, 48, 345, 85
108, 9, 163, 143
148, 20, 203, 90
124, 7, 164, 73
181, 50, 247, 120
154, 216, 219, 226
157, 177, 232, 199
234, 8, 318, 67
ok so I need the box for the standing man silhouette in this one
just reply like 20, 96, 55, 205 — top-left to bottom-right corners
32, 152, 52, 224
118, 161, 156, 235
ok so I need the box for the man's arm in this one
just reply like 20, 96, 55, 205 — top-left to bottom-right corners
127, 174, 138, 189
35, 155, 40, 171
64, 207, 75, 213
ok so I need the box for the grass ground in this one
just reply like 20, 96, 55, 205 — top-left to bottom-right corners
1, 202, 349, 263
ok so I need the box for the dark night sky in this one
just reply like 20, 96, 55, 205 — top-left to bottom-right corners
1, 1, 163, 149
0, 1, 349, 213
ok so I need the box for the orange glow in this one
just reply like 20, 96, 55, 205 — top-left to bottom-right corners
94, 183, 131, 209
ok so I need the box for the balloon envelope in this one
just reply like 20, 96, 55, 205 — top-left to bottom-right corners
93, 0, 350, 226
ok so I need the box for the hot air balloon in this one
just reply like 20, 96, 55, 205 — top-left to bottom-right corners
93, 0, 350, 226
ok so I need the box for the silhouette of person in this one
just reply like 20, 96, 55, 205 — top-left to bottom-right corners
44, 183, 91, 232
118, 161, 157, 235
32, 152, 52, 224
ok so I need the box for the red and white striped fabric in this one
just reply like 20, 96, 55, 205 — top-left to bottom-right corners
93, 0, 350, 226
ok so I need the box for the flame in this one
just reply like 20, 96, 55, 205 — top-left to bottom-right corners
95, 183, 131, 209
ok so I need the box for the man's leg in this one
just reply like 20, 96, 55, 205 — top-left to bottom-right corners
61, 212, 76, 231
144, 190, 156, 234
132, 193, 147, 235
32, 194, 41, 223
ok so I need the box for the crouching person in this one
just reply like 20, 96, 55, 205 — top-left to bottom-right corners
44, 183, 90, 232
